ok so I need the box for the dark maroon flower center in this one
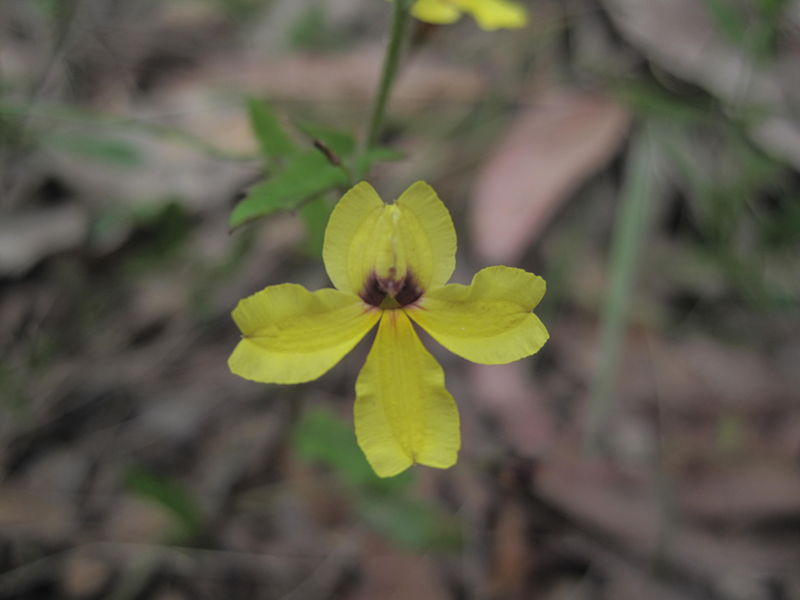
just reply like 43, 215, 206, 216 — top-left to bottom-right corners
360, 272, 423, 308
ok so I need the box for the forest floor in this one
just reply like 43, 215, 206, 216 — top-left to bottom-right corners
1, 1, 799, 599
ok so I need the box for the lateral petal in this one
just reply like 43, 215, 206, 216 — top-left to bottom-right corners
229, 284, 379, 384
408, 266, 548, 365
355, 310, 460, 477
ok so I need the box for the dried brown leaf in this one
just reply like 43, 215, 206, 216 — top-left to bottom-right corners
471, 90, 630, 264
350, 546, 450, 600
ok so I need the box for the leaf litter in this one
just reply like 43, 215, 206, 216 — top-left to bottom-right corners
1, 1, 799, 599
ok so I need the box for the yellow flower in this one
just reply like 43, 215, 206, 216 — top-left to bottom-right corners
412, 0, 527, 30
228, 182, 548, 477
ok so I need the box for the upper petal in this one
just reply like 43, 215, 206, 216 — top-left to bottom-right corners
322, 181, 384, 294
408, 266, 548, 364
456, 0, 527, 30
229, 283, 379, 384
395, 181, 456, 290
412, 0, 463, 25
355, 310, 460, 477
322, 181, 456, 303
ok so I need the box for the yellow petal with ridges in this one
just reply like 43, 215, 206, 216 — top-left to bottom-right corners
229, 284, 379, 384
322, 181, 384, 294
355, 310, 460, 477
456, 0, 526, 30
408, 266, 548, 364
412, 0, 462, 24
322, 181, 456, 301
395, 181, 456, 290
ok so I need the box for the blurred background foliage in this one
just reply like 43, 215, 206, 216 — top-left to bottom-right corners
1, 0, 799, 599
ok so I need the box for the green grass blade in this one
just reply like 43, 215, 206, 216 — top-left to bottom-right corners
586, 129, 658, 453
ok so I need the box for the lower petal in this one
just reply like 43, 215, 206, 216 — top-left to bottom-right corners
354, 310, 460, 477
408, 266, 549, 364
229, 284, 379, 384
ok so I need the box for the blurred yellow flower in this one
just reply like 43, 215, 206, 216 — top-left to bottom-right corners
412, 0, 527, 30
228, 181, 548, 477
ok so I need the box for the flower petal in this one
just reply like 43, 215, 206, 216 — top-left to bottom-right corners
229, 284, 379, 384
322, 181, 384, 294
456, 0, 527, 30
395, 181, 456, 290
408, 266, 548, 364
412, 0, 463, 25
322, 181, 456, 302
355, 310, 460, 477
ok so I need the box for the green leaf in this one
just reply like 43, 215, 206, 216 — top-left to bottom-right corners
759, 196, 800, 247
716, 413, 745, 454
295, 120, 356, 156
246, 98, 296, 160
32, 0, 60, 20
42, 132, 144, 167
229, 150, 348, 229
293, 408, 461, 552
700, 0, 749, 44
293, 407, 413, 493
125, 466, 204, 542
289, 4, 335, 51
299, 196, 331, 256
358, 494, 462, 551
121, 200, 193, 274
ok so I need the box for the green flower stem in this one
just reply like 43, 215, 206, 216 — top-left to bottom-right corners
361, 0, 413, 174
